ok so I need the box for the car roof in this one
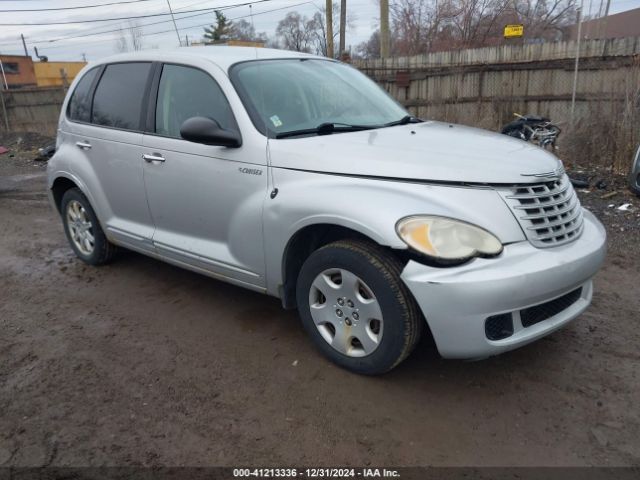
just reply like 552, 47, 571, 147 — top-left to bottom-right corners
90, 46, 326, 72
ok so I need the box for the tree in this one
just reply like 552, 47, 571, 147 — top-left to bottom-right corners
354, 30, 381, 59
512, 0, 577, 40
385, 0, 577, 56
115, 21, 143, 52
275, 5, 354, 57
306, 3, 354, 57
276, 12, 312, 52
230, 19, 268, 43
446, 0, 512, 49
204, 11, 233, 43
306, 11, 329, 55
391, 0, 442, 55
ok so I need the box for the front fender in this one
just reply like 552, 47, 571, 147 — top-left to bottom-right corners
263, 168, 526, 297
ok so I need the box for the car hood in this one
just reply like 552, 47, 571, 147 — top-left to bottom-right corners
268, 121, 563, 184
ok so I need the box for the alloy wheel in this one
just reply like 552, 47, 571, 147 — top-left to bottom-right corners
66, 199, 95, 255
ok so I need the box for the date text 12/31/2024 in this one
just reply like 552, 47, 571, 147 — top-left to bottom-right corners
233, 468, 401, 478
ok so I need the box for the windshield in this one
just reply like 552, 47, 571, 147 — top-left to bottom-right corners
230, 59, 409, 138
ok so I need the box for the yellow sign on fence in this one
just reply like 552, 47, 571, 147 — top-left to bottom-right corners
504, 24, 524, 38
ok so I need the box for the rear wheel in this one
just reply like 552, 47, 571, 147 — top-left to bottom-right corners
296, 239, 423, 375
61, 188, 116, 265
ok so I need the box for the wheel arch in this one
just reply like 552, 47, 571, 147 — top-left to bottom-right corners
51, 175, 82, 214
50, 172, 99, 221
279, 222, 401, 309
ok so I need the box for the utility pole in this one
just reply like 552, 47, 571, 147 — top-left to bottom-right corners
339, 0, 346, 57
166, 0, 182, 47
570, 1, 584, 129
380, 0, 390, 58
0, 85, 9, 131
21, 34, 28, 57
0, 56, 10, 133
326, 0, 334, 58
600, 0, 611, 39
0, 58, 8, 90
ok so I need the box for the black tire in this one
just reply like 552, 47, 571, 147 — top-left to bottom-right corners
296, 239, 423, 375
504, 127, 526, 141
61, 188, 116, 265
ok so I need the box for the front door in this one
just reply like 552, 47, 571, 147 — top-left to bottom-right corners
142, 63, 267, 288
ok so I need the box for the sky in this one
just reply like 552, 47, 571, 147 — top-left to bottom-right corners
0, 0, 639, 61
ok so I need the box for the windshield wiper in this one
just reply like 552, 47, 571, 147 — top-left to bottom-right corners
275, 122, 375, 139
275, 117, 422, 139
383, 115, 423, 127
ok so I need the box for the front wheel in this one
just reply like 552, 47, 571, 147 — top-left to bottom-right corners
296, 239, 423, 375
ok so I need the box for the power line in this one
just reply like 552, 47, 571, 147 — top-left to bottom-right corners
173, 0, 218, 11
0, 1, 311, 51
0, 11, 191, 48
45, 10, 221, 43
0, 0, 157, 13
0, 0, 272, 47
140, 1, 313, 38
0, 2, 270, 26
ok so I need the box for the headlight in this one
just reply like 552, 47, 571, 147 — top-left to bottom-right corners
396, 216, 503, 260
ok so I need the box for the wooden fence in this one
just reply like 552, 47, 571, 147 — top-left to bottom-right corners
0, 87, 66, 136
1, 38, 639, 171
354, 37, 640, 130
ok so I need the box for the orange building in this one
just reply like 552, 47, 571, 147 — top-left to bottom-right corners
0, 54, 37, 89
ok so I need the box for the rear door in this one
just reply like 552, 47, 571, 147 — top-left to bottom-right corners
142, 63, 268, 288
65, 62, 156, 253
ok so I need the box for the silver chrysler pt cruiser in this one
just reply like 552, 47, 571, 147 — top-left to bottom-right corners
48, 47, 607, 374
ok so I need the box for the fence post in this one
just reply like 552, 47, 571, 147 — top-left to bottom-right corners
570, 3, 584, 128
0, 87, 9, 132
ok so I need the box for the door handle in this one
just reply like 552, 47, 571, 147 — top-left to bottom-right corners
142, 153, 165, 163
76, 141, 92, 150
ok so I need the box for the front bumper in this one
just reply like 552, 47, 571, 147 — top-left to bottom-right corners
400, 209, 607, 359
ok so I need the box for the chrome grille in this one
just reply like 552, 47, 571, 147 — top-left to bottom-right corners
499, 174, 584, 248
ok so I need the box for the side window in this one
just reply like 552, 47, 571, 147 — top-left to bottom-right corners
92, 62, 151, 130
68, 68, 99, 123
155, 64, 235, 138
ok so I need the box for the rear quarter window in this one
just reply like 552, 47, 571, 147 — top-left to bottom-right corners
67, 67, 99, 123
92, 62, 151, 131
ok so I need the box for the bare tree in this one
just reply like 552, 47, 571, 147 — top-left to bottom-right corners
306, 3, 355, 57
230, 19, 268, 43
115, 21, 143, 52
512, 0, 577, 40
387, 0, 576, 56
447, 0, 511, 48
115, 34, 127, 53
391, 0, 437, 55
354, 30, 381, 59
276, 12, 312, 52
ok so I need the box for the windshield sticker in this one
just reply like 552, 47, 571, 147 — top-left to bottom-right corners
270, 115, 283, 127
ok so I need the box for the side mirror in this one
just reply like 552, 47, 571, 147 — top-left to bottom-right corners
180, 116, 242, 148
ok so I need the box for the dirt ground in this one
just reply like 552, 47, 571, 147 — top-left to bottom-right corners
1, 133, 639, 468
